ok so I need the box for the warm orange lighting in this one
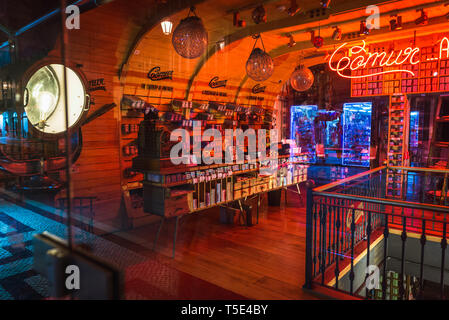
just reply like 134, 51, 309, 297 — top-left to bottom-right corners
330, 37, 449, 79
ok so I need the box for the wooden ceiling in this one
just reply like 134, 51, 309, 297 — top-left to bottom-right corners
3, 0, 449, 105
121, 0, 449, 105
117, 0, 449, 107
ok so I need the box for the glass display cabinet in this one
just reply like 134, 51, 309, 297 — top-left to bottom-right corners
342, 102, 372, 167
290, 105, 318, 164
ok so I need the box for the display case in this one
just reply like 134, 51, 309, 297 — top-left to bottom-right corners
323, 113, 341, 150
129, 97, 309, 218
290, 105, 318, 164
315, 110, 341, 164
342, 102, 372, 167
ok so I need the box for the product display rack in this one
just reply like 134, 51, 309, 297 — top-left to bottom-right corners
119, 97, 148, 225
136, 155, 309, 215
137, 155, 308, 258
130, 96, 308, 257
426, 96, 449, 204
350, 43, 448, 97
373, 271, 417, 300
386, 94, 410, 199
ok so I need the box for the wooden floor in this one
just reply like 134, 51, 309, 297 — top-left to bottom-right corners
115, 189, 318, 300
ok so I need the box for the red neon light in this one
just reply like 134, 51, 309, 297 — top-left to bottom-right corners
328, 41, 419, 79
329, 36, 449, 80
440, 37, 449, 59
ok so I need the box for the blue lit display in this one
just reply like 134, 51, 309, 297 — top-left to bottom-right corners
410, 111, 419, 148
324, 115, 341, 149
290, 105, 318, 164
342, 102, 372, 167
315, 110, 341, 164
0, 112, 29, 138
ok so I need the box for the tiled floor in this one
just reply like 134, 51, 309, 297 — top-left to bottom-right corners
0, 198, 246, 299
0, 197, 147, 299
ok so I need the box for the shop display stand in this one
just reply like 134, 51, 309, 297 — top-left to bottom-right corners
119, 96, 150, 228
386, 94, 410, 199
373, 272, 416, 300
141, 156, 308, 258
131, 98, 308, 258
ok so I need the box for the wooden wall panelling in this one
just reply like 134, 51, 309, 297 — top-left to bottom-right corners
37, 0, 156, 227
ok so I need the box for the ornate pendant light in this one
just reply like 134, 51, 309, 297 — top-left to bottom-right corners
290, 64, 314, 92
172, 6, 208, 59
246, 34, 274, 82
161, 18, 173, 35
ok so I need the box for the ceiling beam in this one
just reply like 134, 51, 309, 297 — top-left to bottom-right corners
284, 0, 449, 36
271, 13, 449, 60
233, 12, 449, 102
225, 0, 283, 14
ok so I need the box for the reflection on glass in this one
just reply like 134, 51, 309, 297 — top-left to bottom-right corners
342, 102, 372, 167
290, 105, 318, 164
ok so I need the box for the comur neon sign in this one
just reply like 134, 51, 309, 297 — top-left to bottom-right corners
328, 37, 449, 79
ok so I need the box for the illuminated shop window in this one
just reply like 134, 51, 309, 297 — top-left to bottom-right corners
410, 111, 419, 148
290, 105, 318, 164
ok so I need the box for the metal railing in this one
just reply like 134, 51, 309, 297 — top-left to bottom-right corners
304, 166, 449, 300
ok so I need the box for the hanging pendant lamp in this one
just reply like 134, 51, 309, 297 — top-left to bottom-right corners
172, 6, 208, 59
246, 34, 274, 82
290, 64, 314, 92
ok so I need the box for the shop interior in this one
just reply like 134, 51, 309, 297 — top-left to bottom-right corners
0, 0, 448, 300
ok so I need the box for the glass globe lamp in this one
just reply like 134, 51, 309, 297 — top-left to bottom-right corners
246, 48, 274, 82
290, 65, 314, 92
172, 16, 208, 59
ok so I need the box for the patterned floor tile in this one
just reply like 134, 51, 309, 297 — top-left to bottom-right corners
24, 274, 49, 297
0, 284, 13, 300
0, 198, 247, 300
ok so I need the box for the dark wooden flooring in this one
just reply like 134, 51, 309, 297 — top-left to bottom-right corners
115, 189, 318, 299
